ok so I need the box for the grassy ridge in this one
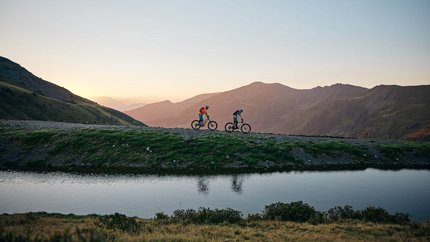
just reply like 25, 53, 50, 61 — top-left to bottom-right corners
0, 81, 143, 126
1, 126, 429, 173
1, 203, 429, 242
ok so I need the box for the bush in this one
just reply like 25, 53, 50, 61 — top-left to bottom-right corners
95, 213, 141, 233
308, 211, 326, 224
360, 207, 410, 224
171, 208, 242, 224
327, 205, 360, 222
155, 212, 169, 221
391, 212, 411, 224
361, 206, 391, 223
263, 201, 316, 222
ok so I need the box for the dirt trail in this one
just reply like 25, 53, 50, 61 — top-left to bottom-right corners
0, 119, 391, 145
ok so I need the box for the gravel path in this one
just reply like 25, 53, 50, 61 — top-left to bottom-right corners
0, 119, 399, 145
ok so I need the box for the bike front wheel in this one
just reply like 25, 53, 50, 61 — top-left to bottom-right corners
208, 121, 218, 131
191, 120, 201, 130
241, 123, 251, 134
225, 122, 234, 132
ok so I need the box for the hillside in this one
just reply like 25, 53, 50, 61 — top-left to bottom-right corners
127, 82, 430, 139
1, 120, 429, 174
0, 56, 144, 126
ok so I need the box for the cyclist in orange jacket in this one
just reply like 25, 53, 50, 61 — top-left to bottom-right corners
199, 105, 210, 126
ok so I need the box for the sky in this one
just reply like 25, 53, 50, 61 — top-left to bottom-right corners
1, 0, 429, 103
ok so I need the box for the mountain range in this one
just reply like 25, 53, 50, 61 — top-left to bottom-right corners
126, 82, 430, 139
2, 56, 428, 139
90, 96, 145, 111
0, 56, 143, 126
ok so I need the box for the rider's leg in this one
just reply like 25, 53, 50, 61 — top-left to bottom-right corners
199, 114, 203, 126
233, 115, 238, 128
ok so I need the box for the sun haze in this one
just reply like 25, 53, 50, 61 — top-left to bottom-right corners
1, 0, 429, 102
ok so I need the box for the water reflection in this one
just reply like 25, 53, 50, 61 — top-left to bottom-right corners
231, 175, 244, 194
196, 175, 245, 194
197, 177, 209, 195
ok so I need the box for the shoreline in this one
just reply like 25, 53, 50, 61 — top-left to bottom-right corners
2, 164, 430, 176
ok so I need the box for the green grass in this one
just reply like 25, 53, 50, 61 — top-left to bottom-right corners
1, 127, 429, 173
377, 142, 430, 159
304, 141, 368, 157
10, 128, 299, 168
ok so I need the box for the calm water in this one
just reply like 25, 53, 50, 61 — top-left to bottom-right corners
1, 169, 429, 221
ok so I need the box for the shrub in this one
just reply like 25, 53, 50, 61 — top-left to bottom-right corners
360, 206, 411, 224
361, 206, 391, 223
263, 201, 316, 222
155, 212, 169, 221
95, 213, 140, 233
391, 212, 411, 224
171, 208, 242, 224
308, 211, 326, 224
326, 205, 360, 222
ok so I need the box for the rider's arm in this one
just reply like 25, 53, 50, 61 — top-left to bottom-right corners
205, 112, 209, 119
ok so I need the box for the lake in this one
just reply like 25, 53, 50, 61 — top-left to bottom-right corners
0, 169, 429, 221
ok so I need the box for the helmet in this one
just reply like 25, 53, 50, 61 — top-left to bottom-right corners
205, 105, 209, 109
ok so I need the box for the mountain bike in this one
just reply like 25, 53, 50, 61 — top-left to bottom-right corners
225, 119, 251, 134
191, 117, 218, 131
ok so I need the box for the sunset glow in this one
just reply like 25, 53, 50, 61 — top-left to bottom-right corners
1, 0, 429, 103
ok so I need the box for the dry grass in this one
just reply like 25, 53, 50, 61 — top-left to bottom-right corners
1, 214, 429, 241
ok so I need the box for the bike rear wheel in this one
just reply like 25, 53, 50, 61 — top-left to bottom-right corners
191, 120, 201, 130
241, 123, 251, 134
225, 122, 234, 132
208, 121, 218, 131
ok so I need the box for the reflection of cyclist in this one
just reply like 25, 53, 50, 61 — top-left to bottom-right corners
233, 109, 243, 129
199, 105, 210, 126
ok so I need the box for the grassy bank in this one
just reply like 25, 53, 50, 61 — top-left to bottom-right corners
1, 126, 429, 174
1, 202, 429, 242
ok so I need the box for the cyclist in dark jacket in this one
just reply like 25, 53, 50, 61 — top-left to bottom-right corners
233, 109, 243, 129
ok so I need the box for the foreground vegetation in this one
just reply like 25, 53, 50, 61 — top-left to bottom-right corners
1, 125, 429, 174
1, 202, 429, 241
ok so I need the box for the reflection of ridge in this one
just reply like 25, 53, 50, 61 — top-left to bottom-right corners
197, 177, 209, 195
231, 175, 244, 194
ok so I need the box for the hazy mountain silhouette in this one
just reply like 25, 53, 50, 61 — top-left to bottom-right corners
127, 82, 430, 139
0, 56, 144, 126
91, 96, 145, 111
126, 93, 218, 124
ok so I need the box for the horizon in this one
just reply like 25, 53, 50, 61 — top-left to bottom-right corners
1, 0, 429, 103
90, 81, 425, 105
